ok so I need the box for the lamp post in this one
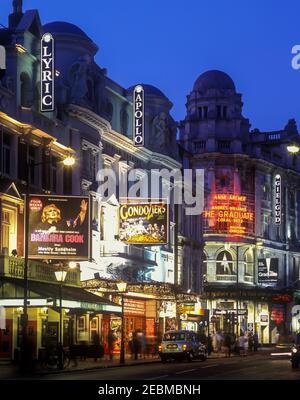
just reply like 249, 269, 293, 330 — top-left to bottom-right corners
54, 268, 68, 370
20, 154, 75, 371
116, 281, 127, 364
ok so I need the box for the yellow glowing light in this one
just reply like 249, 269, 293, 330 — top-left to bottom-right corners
15, 44, 27, 54
287, 145, 300, 154
63, 156, 76, 166
69, 261, 77, 269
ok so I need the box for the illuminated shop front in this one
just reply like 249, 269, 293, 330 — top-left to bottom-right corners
0, 262, 121, 360
205, 289, 291, 344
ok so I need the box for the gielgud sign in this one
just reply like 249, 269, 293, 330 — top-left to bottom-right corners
28, 195, 90, 260
119, 201, 168, 244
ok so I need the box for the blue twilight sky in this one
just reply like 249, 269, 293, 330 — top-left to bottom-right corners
1, 0, 300, 131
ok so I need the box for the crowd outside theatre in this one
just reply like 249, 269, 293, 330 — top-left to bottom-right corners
208, 330, 260, 357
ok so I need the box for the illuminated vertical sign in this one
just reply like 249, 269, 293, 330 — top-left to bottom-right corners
41, 33, 55, 112
0, 45, 6, 79
133, 85, 144, 147
274, 174, 281, 225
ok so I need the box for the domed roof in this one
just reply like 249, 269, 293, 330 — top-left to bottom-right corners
127, 84, 167, 99
43, 21, 92, 41
193, 70, 236, 93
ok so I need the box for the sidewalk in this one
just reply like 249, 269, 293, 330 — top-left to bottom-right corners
0, 347, 276, 379
0, 354, 161, 379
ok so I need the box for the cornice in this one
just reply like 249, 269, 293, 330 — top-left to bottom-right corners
67, 104, 181, 170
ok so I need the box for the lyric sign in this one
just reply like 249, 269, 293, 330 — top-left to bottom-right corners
41, 33, 55, 112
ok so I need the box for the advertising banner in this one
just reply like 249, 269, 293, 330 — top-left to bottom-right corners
203, 193, 255, 236
28, 195, 90, 260
119, 201, 168, 244
258, 258, 279, 284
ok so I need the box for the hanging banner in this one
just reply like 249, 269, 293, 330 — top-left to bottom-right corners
119, 200, 168, 244
41, 33, 55, 112
28, 195, 90, 260
258, 258, 279, 284
133, 85, 144, 147
274, 174, 281, 225
203, 193, 255, 236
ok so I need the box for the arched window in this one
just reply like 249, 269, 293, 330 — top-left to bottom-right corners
120, 109, 129, 134
20, 72, 32, 107
216, 251, 234, 275
105, 100, 113, 122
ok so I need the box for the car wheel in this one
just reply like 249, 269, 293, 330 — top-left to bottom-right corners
187, 352, 194, 362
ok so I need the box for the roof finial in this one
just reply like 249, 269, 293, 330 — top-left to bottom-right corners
13, 0, 23, 14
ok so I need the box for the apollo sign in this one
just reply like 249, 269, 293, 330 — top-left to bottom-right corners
133, 85, 144, 147
274, 174, 281, 225
41, 33, 55, 112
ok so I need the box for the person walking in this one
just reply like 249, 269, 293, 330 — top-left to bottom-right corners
107, 330, 116, 361
207, 334, 213, 356
224, 333, 232, 358
238, 333, 246, 356
253, 332, 259, 352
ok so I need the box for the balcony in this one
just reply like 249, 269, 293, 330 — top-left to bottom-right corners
100, 241, 158, 265
0, 256, 80, 287
216, 275, 236, 282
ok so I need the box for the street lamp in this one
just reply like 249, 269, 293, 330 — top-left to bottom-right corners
116, 281, 127, 364
20, 153, 75, 371
54, 267, 68, 370
287, 145, 300, 154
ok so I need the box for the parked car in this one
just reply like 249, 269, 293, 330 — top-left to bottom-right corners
158, 330, 207, 362
291, 344, 300, 368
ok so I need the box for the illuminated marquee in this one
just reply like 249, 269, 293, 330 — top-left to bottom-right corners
133, 85, 144, 147
274, 174, 281, 225
119, 201, 168, 244
203, 193, 255, 235
41, 33, 55, 112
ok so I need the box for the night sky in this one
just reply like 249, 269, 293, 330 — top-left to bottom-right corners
1, 0, 300, 131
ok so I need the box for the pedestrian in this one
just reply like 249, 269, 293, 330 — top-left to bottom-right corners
132, 331, 139, 360
253, 332, 259, 352
107, 329, 116, 361
216, 331, 222, 353
238, 333, 246, 356
248, 332, 253, 352
224, 333, 232, 358
207, 334, 213, 355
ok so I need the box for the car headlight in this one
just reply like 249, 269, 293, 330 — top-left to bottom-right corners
182, 344, 187, 351
292, 348, 298, 353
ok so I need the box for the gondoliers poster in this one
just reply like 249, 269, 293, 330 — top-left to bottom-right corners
119, 201, 168, 245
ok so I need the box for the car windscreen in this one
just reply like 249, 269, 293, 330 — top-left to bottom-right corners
163, 333, 186, 341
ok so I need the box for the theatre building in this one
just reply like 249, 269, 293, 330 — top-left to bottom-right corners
179, 70, 300, 344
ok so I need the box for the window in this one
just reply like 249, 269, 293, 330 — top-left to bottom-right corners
1, 209, 16, 255
198, 106, 208, 120
121, 110, 129, 134
216, 251, 234, 275
217, 141, 231, 151
20, 72, 32, 107
2, 132, 11, 175
63, 165, 72, 195
194, 141, 206, 152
